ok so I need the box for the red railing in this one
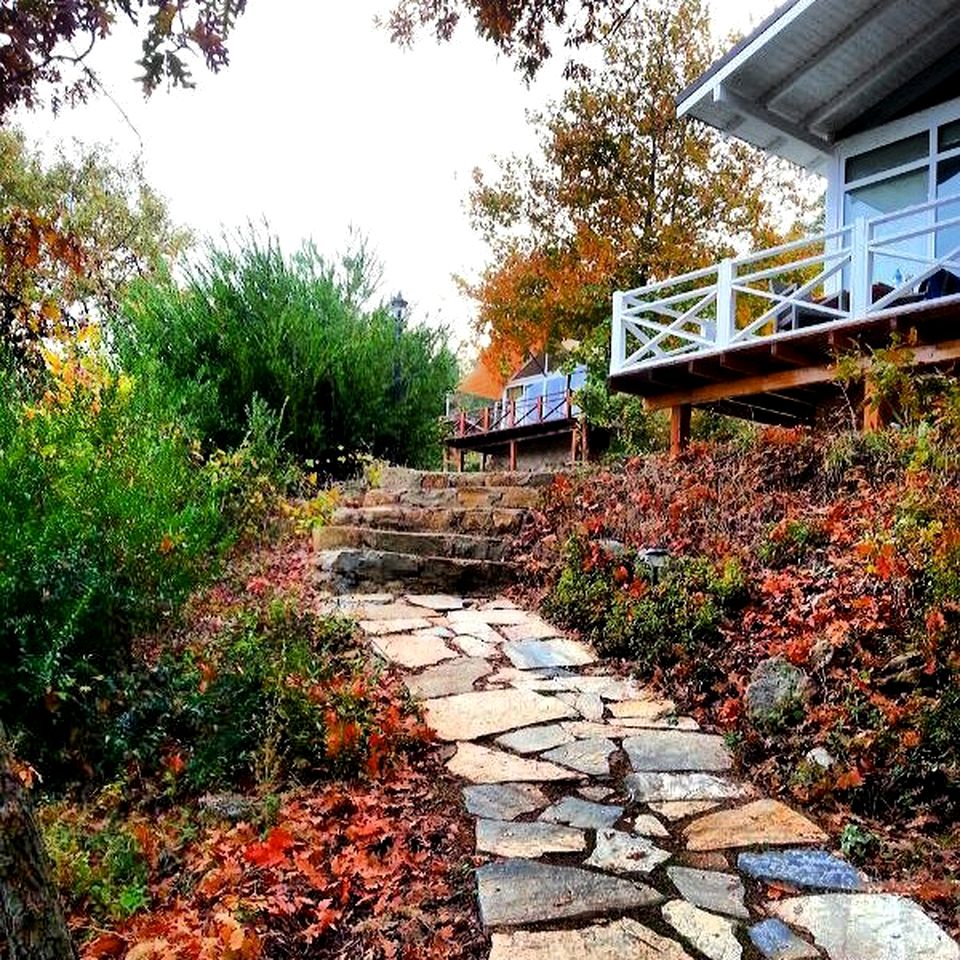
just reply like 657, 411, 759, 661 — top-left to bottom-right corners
445, 389, 579, 440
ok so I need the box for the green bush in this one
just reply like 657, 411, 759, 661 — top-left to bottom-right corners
115, 232, 458, 473
758, 518, 828, 568
0, 354, 277, 779
107, 604, 401, 790
545, 537, 746, 678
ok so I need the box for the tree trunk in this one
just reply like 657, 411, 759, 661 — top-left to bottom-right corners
0, 728, 76, 960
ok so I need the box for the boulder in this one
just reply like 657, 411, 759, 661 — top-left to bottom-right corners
745, 657, 809, 726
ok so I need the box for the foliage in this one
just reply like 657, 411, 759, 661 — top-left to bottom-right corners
116, 232, 458, 473
0, 335, 284, 781
0, 129, 187, 370
38, 532, 483, 960
110, 603, 429, 792
511, 426, 960, 927
385, 0, 633, 80
463, 0, 811, 370
0, 0, 249, 121
545, 535, 745, 677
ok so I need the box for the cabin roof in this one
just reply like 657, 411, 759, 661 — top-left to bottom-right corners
677, 0, 960, 171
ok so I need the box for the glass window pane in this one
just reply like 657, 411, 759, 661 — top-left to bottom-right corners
939, 119, 960, 153
845, 169, 928, 287
936, 156, 960, 261
845, 132, 928, 182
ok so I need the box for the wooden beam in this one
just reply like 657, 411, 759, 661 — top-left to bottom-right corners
644, 339, 960, 411
720, 351, 766, 374
670, 404, 692, 457
687, 359, 725, 381
509, 440, 517, 471
714, 85, 832, 156
771, 342, 816, 367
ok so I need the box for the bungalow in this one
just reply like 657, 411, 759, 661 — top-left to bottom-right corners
443, 350, 593, 471
609, 0, 960, 452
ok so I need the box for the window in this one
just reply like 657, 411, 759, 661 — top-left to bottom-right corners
839, 103, 960, 287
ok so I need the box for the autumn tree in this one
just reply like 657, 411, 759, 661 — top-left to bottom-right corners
0, 0, 248, 122
0, 129, 188, 369
385, 0, 632, 79
463, 0, 810, 369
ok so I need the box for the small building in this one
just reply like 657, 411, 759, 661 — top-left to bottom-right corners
443, 350, 593, 471
609, 0, 960, 451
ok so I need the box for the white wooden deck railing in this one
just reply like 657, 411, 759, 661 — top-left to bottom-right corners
611, 194, 960, 376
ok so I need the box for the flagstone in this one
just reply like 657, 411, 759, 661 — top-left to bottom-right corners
496, 723, 576, 754
448, 743, 580, 783
540, 796, 624, 830
771, 894, 960, 960
627, 772, 752, 803
361, 618, 434, 637
423, 687, 576, 741
662, 899, 742, 960
633, 814, 670, 838
411, 625, 455, 639
503, 637, 596, 669
480, 597, 519, 610
445, 620, 504, 644
580, 785, 614, 802
623, 731, 733, 772
370, 632, 457, 667
488, 918, 696, 960
748, 919, 820, 959
449, 607, 529, 626
585, 828, 672, 874
615, 715, 701, 730
354, 601, 428, 620
562, 720, 647, 740
404, 594, 464, 611
453, 634, 500, 658
542, 737, 617, 776
685, 799, 827, 851
650, 800, 723, 820
499, 619, 566, 642
609, 698, 675, 721
476, 859, 662, 928
336, 592, 393, 607
738, 849, 865, 892
476, 819, 586, 858
667, 866, 749, 919
560, 691, 605, 720
403, 657, 491, 700
462, 783, 549, 820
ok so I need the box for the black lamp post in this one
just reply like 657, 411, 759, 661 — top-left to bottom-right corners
388, 292, 408, 401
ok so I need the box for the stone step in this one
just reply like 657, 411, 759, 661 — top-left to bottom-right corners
379, 466, 556, 492
331, 504, 527, 535
312, 524, 507, 561
317, 548, 517, 594
362, 484, 542, 510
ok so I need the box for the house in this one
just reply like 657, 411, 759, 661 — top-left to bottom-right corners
443, 349, 592, 471
608, 0, 960, 452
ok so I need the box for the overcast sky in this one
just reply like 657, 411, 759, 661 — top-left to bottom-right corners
13, 0, 777, 348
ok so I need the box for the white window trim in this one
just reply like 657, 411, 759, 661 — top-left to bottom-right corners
827, 94, 960, 232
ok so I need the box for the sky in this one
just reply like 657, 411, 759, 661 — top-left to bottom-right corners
13, 0, 778, 349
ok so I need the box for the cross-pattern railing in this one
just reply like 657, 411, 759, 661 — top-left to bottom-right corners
611, 194, 960, 376
444, 390, 580, 440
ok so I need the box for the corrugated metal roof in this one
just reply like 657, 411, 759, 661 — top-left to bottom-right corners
678, 0, 960, 170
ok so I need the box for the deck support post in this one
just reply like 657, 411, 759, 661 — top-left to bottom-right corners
570, 426, 578, 465
457, 448, 465, 472
581, 421, 589, 463
509, 440, 517, 471
670, 404, 691, 457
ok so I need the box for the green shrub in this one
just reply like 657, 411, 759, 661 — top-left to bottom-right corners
44, 815, 150, 923
106, 604, 406, 790
115, 232, 458, 473
758, 518, 828, 568
545, 537, 746, 678
0, 352, 281, 780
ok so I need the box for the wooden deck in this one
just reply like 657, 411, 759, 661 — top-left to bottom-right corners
610, 288, 960, 427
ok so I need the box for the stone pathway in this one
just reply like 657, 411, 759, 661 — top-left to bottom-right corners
339, 592, 960, 960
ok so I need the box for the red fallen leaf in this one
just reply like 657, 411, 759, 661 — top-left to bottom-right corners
716, 696, 742, 725
84, 933, 127, 958
613, 564, 629, 584
835, 767, 864, 790
244, 826, 296, 868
